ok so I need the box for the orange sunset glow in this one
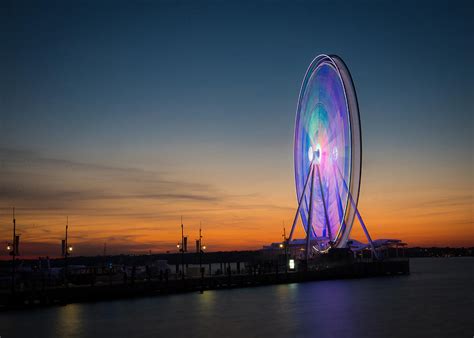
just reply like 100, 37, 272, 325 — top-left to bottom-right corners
1, 141, 472, 259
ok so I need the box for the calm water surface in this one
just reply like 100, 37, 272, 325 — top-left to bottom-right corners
1, 258, 473, 338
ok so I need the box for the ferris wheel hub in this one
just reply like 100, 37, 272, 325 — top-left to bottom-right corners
308, 144, 322, 163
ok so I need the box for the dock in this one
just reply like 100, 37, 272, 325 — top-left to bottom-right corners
0, 259, 409, 310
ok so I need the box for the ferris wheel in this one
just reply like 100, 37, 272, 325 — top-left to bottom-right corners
288, 54, 377, 256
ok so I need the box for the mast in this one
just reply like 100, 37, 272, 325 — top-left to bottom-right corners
11, 207, 16, 294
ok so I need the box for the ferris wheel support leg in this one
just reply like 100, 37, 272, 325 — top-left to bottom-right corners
306, 164, 316, 266
336, 166, 379, 260
332, 164, 346, 240
316, 164, 332, 242
288, 163, 314, 242
351, 199, 379, 260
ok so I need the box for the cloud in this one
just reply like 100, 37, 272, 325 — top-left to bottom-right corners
0, 147, 292, 214
0, 147, 222, 209
0, 147, 297, 256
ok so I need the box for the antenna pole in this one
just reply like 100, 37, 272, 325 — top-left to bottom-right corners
181, 216, 184, 280
65, 216, 69, 286
11, 207, 16, 294
283, 224, 288, 273
199, 222, 203, 278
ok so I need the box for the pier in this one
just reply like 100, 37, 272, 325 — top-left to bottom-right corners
0, 258, 409, 311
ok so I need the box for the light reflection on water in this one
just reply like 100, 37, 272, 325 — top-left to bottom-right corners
0, 258, 472, 338
56, 302, 83, 336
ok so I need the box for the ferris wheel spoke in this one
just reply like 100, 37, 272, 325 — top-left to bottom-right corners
316, 164, 332, 242
306, 163, 316, 260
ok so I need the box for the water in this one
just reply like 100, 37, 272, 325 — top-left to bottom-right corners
1, 258, 473, 338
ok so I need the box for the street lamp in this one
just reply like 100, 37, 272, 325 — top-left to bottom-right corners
198, 225, 204, 278
68, 245, 73, 254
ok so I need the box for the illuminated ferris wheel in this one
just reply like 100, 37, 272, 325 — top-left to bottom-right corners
288, 54, 376, 255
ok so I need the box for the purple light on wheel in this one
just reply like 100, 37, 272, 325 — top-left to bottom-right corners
294, 55, 362, 248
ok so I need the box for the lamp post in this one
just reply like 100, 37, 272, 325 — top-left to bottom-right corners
11, 208, 16, 294
199, 225, 207, 278
199, 224, 203, 276
201, 245, 207, 274
181, 217, 185, 280
64, 220, 68, 286
282, 227, 289, 274
198, 223, 204, 293
63, 217, 73, 286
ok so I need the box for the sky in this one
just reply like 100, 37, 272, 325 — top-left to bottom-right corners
0, 0, 473, 257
